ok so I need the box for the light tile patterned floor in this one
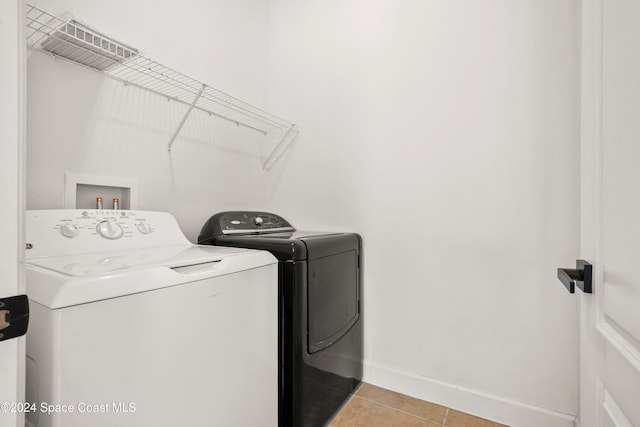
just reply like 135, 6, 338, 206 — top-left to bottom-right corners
329, 383, 508, 427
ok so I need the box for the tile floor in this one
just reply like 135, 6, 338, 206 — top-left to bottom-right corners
329, 383, 508, 427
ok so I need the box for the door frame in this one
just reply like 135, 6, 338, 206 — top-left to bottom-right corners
0, 0, 27, 426
579, 1, 605, 423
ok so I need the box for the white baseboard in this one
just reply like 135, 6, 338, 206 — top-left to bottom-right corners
364, 361, 576, 427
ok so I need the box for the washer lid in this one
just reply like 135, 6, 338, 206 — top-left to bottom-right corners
26, 244, 277, 309
26, 244, 251, 277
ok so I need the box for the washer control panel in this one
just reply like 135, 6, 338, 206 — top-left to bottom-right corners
52, 211, 152, 240
26, 210, 190, 259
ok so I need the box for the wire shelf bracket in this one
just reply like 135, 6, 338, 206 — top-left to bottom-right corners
25, 3, 299, 170
167, 83, 206, 153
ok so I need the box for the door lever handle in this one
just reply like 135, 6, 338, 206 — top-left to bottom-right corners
557, 260, 592, 294
0, 295, 29, 342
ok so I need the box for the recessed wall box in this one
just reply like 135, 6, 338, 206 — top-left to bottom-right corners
64, 173, 138, 210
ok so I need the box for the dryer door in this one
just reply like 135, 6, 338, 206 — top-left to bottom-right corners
306, 235, 360, 354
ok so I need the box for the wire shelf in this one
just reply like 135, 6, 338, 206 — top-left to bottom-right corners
25, 3, 298, 170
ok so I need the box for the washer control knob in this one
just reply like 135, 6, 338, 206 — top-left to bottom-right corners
254, 216, 264, 226
60, 224, 79, 238
137, 222, 151, 235
96, 220, 124, 240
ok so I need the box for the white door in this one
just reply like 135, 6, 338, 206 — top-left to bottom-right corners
579, 1, 640, 426
0, 1, 27, 427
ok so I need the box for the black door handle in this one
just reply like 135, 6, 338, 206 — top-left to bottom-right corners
0, 295, 29, 342
557, 260, 592, 294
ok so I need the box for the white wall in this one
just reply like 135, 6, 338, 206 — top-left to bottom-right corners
26, 1, 582, 425
266, 1, 580, 426
26, 0, 272, 241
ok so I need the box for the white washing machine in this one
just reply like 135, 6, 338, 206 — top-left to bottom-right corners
24, 209, 278, 427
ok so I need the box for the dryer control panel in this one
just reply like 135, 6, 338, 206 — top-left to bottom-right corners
215, 211, 295, 235
26, 210, 190, 259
